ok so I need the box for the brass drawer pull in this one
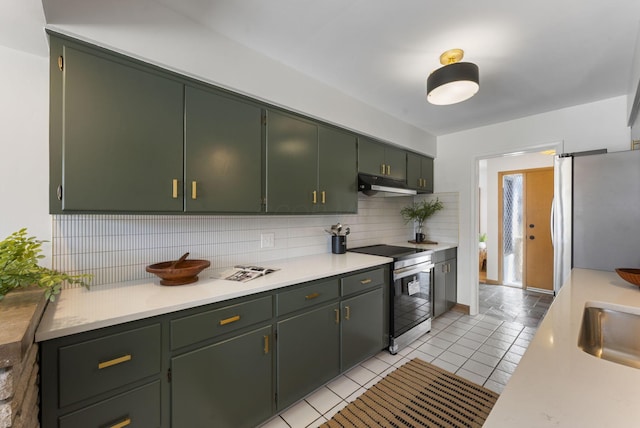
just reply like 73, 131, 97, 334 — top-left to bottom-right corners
305, 292, 320, 300
191, 181, 197, 199
334, 308, 340, 324
98, 354, 132, 370
380, 164, 386, 175
312, 190, 317, 204
219, 315, 241, 326
264, 335, 269, 354
386, 165, 391, 175
321, 191, 326, 204
172, 179, 178, 198
109, 417, 131, 428
345, 306, 351, 321
360, 278, 372, 285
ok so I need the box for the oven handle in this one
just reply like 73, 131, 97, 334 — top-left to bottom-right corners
393, 262, 434, 280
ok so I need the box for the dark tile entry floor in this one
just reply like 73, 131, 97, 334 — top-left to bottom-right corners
479, 283, 554, 327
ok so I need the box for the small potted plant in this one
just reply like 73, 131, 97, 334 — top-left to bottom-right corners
479, 233, 487, 249
400, 198, 444, 243
0, 228, 91, 302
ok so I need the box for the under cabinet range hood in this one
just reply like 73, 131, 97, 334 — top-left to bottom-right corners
358, 173, 417, 196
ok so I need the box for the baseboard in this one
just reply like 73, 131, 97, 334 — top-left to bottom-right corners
484, 279, 501, 285
452, 303, 470, 315
526, 287, 554, 295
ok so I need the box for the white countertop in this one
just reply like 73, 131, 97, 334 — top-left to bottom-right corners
485, 268, 640, 427
35, 252, 391, 342
388, 241, 457, 252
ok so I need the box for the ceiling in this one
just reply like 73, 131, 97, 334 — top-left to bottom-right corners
4, 1, 640, 135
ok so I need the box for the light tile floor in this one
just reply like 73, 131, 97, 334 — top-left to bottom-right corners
260, 285, 552, 428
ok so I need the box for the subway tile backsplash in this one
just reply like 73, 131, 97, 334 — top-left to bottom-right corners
52, 192, 458, 288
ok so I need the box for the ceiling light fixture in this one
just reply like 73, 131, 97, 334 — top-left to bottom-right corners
426, 49, 479, 105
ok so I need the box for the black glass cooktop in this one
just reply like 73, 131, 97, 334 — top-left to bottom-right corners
348, 244, 429, 260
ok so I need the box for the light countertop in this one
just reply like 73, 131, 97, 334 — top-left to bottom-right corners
35, 252, 391, 342
484, 268, 640, 427
388, 241, 458, 252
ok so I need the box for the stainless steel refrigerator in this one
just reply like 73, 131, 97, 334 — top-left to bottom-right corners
553, 149, 640, 293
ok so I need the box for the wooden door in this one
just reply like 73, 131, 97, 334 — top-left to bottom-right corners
524, 168, 554, 291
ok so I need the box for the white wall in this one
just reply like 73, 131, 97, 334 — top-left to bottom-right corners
483, 153, 554, 282
436, 95, 630, 314
0, 45, 51, 262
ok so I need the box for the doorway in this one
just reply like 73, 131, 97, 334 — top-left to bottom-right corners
498, 167, 554, 291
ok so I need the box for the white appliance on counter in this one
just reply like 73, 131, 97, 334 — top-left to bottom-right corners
553, 149, 640, 293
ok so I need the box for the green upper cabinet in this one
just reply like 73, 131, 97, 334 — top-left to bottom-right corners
266, 111, 357, 213
406, 152, 434, 193
184, 85, 263, 213
318, 126, 358, 213
266, 110, 318, 213
358, 137, 407, 181
50, 38, 184, 213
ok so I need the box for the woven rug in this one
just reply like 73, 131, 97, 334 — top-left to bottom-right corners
321, 358, 499, 428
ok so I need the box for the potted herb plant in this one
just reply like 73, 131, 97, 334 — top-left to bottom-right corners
400, 198, 444, 242
0, 228, 91, 302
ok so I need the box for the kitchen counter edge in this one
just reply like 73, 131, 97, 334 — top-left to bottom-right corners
35, 253, 392, 342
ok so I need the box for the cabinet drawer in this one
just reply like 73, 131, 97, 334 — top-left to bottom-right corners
59, 324, 161, 408
171, 296, 272, 350
59, 381, 160, 428
277, 278, 339, 316
341, 268, 386, 296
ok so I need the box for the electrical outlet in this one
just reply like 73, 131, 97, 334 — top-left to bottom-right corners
261, 233, 275, 248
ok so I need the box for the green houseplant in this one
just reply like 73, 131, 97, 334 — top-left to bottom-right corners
0, 228, 91, 302
400, 198, 444, 238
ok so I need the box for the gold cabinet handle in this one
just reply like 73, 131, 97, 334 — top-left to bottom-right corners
109, 418, 131, 428
334, 308, 340, 324
312, 190, 317, 204
191, 181, 197, 199
57, 56, 64, 71
172, 179, 178, 198
305, 292, 320, 300
360, 278, 372, 285
98, 354, 132, 370
321, 191, 326, 204
386, 165, 391, 175
345, 306, 351, 321
264, 335, 269, 354
219, 315, 240, 326
380, 164, 386, 175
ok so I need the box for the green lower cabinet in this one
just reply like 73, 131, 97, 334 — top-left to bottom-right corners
277, 302, 340, 410
58, 381, 160, 428
171, 325, 273, 428
341, 288, 384, 370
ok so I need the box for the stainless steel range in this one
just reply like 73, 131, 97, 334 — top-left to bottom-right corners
348, 245, 434, 354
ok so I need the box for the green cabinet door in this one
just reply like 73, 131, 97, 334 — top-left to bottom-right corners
358, 137, 406, 181
407, 153, 434, 193
185, 86, 263, 213
341, 288, 384, 370
358, 137, 386, 176
407, 152, 423, 190
277, 302, 340, 410
384, 145, 407, 181
433, 261, 447, 318
318, 126, 358, 213
266, 111, 318, 213
171, 325, 273, 428
60, 45, 184, 212
445, 258, 457, 312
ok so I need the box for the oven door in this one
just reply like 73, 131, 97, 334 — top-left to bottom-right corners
389, 262, 434, 354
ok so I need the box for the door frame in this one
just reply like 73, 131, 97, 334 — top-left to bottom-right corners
472, 142, 562, 316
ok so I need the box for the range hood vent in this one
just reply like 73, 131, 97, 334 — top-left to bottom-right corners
358, 173, 417, 196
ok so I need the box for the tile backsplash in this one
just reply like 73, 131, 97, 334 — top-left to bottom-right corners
53, 192, 458, 288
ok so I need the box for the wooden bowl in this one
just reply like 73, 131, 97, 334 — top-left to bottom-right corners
146, 259, 211, 286
615, 268, 640, 288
